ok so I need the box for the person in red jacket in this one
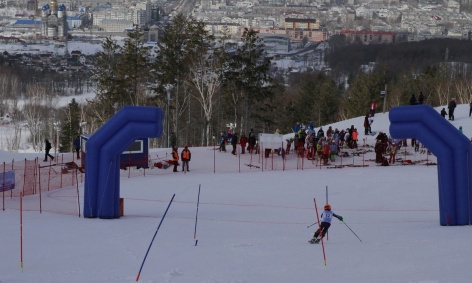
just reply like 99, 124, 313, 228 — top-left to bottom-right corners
323, 142, 330, 165
370, 100, 377, 117
240, 134, 247, 154
351, 128, 359, 148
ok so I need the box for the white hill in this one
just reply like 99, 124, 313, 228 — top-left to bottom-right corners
0, 104, 471, 283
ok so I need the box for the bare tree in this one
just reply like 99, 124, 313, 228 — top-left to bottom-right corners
21, 84, 57, 151
453, 78, 472, 104
187, 51, 221, 146
4, 121, 22, 152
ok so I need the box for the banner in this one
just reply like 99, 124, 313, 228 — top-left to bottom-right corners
0, 170, 15, 192
259, 133, 283, 149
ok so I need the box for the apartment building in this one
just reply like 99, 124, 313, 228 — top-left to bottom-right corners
339, 30, 410, 44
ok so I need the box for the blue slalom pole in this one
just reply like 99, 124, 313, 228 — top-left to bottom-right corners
194, 184, 201, 246
136, 194, 175, 282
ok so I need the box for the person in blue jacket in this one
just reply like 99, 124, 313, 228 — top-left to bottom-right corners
309, 204, 343, 244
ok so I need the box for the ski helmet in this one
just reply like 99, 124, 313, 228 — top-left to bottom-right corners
324, 204, 331, 210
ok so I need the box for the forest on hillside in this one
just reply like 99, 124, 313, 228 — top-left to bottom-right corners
1, 17, 472, 151
326, 37, 472, 80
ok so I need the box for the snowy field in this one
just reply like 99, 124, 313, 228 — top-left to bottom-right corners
0, 104, 471, 283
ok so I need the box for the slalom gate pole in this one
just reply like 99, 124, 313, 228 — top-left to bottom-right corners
20, 192, 23, 271
2, 162, 5, 211
136, 194, 175, 282
326, 186, 329, 241
313, 198, 327, 266
341, 220, 362, 242
213, 139, 216, 174
238, 145, 240, 173
194, 185, 201, 246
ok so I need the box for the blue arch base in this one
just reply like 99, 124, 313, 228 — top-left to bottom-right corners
389, 105, 472, 226
84, 106, 164, 219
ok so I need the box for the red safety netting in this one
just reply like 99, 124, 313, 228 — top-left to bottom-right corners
1, 154, 84, 216
1, 144, 437, 216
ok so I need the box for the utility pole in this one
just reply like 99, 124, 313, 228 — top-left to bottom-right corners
382, 84, 387, 113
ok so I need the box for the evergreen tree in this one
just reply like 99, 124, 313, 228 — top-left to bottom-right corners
152, 14, 212, 146
59, 98, 81, 152
116, 27, 151, 107
89, 37, 122, 123
222, 28, 273, 134
343, 68, 387, 119
296, 72, 339, 126
89, 28, 151, 125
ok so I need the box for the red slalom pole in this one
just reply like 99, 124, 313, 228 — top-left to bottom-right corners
314, 198, 327, 266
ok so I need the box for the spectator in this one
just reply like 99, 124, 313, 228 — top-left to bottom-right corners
410, 94, 418, 105
418, 92, 424, 104
181, 146, 191, 172
448, 98, 457, 121
219, 132, 226, 152
285, 138, 293, 155
231, 132, 238, 155
368, 116, 374, 134
440, 108, 447, 118
73, 136, 81, 159
44, 139, 54, 162
227, 128, 233, 143
364, 115, 370, 135
293, 122, 300, 133
351, 128, 359, 148
375, 140, 383, 163
389, 142, 397, 164
171, 147, 179, 172
240, 133, 247, 154
370, 100, 377, 117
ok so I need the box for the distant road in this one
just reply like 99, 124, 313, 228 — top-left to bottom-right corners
169, 0, 197, 15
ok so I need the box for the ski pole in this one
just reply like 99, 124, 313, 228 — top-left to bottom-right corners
307, 221, 319, 228
341, 220, 362, 242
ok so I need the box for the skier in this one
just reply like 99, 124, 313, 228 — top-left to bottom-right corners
309, 204, 343, 244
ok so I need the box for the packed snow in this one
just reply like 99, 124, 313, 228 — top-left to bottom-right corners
1, 104, 471, 283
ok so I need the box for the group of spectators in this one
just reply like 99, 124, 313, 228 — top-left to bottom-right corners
170, 146, 192, 172
290, 123, 361, 164
219, 128, 257, 155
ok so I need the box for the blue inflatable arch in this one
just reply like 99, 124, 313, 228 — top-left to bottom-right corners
84, 106, 164, 219
389, 105, 472, 226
